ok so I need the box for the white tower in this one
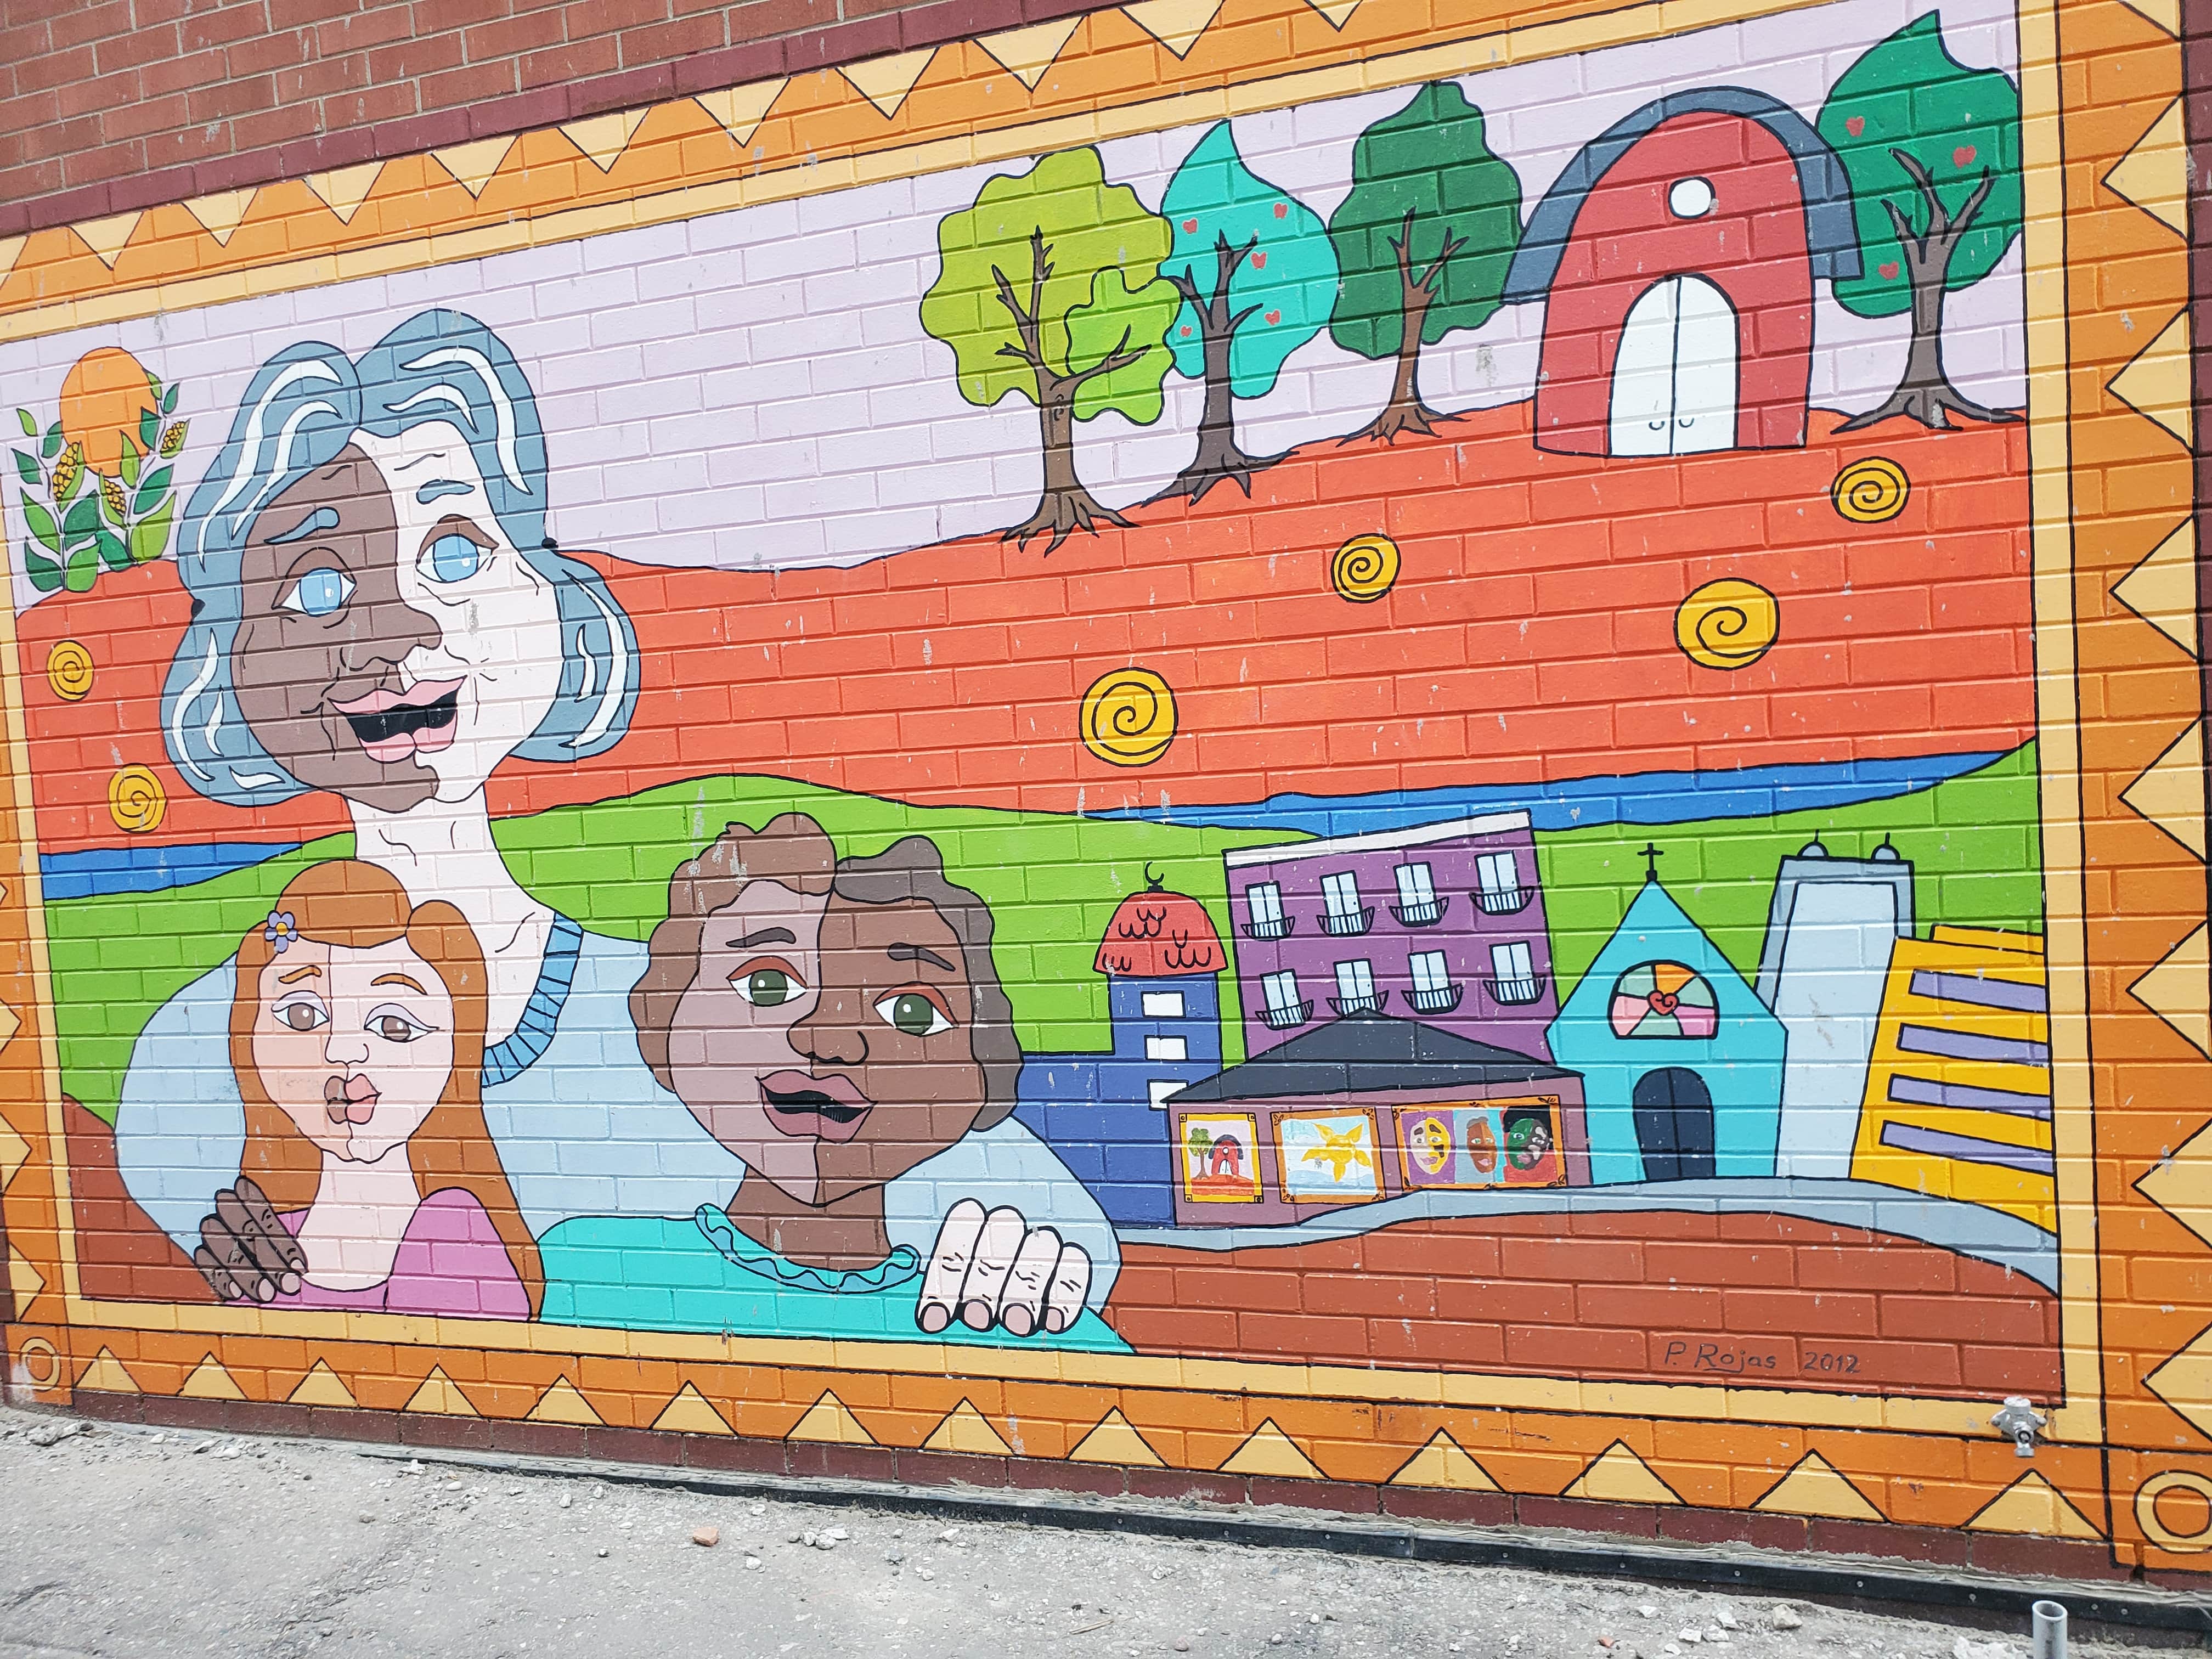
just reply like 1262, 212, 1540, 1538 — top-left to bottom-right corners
1756, 838, 1915, 1179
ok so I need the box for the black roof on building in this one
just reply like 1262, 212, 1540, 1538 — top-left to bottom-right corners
1170, 1013, 1578, 1104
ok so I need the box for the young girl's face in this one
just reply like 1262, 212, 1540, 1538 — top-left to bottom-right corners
250, 934, 456, 1164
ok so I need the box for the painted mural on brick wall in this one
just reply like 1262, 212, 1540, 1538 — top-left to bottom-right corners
4, 0, 2057, 1402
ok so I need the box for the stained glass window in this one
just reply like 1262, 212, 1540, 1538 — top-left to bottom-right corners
1609, 960, 1719, 1038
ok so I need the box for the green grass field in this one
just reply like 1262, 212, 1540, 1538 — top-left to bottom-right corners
53, 747, 2042, 1124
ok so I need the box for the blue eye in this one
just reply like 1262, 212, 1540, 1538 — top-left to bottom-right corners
422, 532, 482, 584
279, 567, 355, 617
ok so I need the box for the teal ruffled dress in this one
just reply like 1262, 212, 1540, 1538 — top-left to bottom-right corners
538, 1205, 1130, 1351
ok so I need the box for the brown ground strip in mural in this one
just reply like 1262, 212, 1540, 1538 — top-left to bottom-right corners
1108, 1210, 2060, 1398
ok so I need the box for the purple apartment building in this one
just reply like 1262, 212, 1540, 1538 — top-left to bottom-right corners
1223, 810, 1560, 1059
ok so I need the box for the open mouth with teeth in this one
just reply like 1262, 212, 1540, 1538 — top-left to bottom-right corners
330, 681, 462, 764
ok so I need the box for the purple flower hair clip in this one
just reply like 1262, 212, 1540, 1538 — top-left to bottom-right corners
264, 911, 297, 953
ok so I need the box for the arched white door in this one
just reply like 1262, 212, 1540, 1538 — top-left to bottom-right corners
1607, 275, 1740, 456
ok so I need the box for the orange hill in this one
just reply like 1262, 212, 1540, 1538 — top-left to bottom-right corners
18, 402, 2032, 853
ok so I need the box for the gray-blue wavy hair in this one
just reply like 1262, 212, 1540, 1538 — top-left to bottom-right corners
161, 308, 637, 807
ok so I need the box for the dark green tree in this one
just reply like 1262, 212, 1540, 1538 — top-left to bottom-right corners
1816, 15, 2023, 430
1325, 82, 1523, 444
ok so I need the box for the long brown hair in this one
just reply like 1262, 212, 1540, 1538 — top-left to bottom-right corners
231, 860, 543, 1316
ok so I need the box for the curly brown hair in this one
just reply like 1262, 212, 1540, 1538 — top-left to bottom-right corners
629, 816, 1022, 1128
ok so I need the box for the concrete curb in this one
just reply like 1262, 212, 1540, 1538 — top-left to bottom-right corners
357, 1441, 2212, 1638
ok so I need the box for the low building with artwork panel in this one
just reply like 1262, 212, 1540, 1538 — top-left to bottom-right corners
1159, 1012, 1589, 1228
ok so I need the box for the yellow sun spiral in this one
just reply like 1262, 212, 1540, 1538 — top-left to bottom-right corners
1830, 456, 1910, 524
45, 640, 94, 702
108, 764, 167, 834
1330, 533, 1401, 604
1080, 668, 1179, 768
1675, 579, 1780, 671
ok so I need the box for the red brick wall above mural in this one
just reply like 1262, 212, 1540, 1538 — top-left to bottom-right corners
0, 0, 1133, 238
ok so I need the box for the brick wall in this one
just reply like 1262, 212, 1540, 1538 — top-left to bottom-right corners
0, 0, 2207, 1585
0, 0, 1124, 236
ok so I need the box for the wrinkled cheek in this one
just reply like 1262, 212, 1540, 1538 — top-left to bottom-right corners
430, 605, 495, 668
470, 590, 563, 670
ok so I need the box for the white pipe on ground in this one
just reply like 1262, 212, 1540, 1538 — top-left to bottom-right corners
2029, 1599, 2068, 1659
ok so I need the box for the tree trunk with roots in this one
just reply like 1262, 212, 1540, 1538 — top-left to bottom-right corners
992, 229, 1150, 552
1840, 151, 2021, 432
1348, 209, 1466, 446
1155, 233, 1266, 506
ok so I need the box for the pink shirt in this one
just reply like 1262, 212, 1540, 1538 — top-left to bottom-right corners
274, 1188, 530, 1319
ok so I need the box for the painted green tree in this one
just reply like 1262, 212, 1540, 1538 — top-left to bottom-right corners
921, 148, 1179, 550
1154, 122, 1339, 504
1816, 15, 2023, 430
1325, 82, 1523, 444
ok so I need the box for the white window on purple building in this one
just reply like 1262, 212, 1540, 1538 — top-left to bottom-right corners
1322, 871, 1372, 936
1393, 861, 1446, 927
1476, 851, 1529, 915
1407, 949, 1462, 1015
1260, 969, 1308, 1030
1333, 958, 1384, 1015
1489, 940, 1543, 1005
1244, 881, 1290, 940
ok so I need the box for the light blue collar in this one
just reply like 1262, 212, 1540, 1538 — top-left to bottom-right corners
481, 915, 582, 1088
693, 1205, 922, 1294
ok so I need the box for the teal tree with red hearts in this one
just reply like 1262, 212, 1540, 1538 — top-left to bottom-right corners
1154, 122, 1338, 503
1325, 82, 1523, 445
921, 147, 1179, 551
1816, 14, 2023, 431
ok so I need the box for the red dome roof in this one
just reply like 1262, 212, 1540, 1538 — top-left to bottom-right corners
1095, 878, 1225, 978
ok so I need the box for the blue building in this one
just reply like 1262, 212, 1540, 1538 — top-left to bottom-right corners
1013, 876, 1228, 1226
1545, 848, 1786, 1184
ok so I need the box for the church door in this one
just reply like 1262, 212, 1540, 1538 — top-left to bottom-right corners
1632, 1065, 1717, 1180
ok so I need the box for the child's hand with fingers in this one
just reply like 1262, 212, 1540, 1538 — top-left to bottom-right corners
917, 1197, 1093, 1338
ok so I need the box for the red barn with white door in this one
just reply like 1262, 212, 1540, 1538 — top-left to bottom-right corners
1503, 89, 1861, 456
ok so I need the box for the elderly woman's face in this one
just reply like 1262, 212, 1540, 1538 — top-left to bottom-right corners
230, 420, 563, 813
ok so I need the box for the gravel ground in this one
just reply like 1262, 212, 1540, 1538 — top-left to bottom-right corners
0, 1406, 2172, 1659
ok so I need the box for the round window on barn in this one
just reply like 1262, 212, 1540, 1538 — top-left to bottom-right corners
1667, 176, 1716, 218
